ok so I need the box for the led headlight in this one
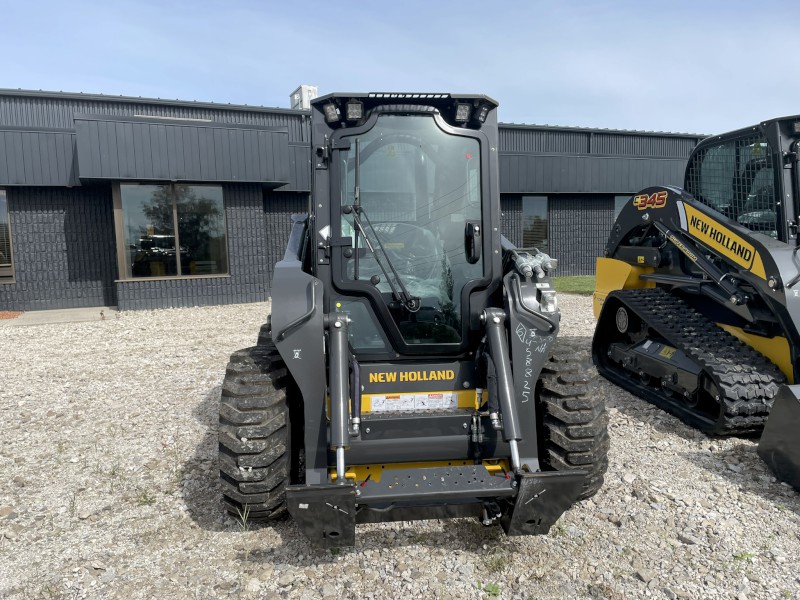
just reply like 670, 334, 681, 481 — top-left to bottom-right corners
323, 103, 340, 123
540, 289, 558, 313
454, 103, 472, 122
346, 100, 363, 121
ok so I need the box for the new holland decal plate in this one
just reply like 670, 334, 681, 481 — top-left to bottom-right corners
678, 203, 767, 279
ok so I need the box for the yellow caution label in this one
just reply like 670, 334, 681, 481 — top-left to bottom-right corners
659, 346, 676, 359
683, 205, 766, 279
361, 389, 480, 412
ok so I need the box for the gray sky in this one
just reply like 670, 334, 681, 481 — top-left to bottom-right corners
2, 0, 796, 134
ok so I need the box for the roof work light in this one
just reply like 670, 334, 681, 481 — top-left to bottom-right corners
346, 100, 364, 121
454, 103, 472, 123
323, 103, 340, 123
474, 104, 490, 124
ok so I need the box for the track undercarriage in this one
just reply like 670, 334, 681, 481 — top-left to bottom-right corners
593, 288, 784, 435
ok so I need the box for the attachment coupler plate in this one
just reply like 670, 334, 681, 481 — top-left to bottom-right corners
501, 471, 586, 536
285, 484, 357, 548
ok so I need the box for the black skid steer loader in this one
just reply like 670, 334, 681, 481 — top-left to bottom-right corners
218, 93, 609, 547
592, 116, 800, 491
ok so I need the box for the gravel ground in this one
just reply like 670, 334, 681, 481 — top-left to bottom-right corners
1, 295, 799, 599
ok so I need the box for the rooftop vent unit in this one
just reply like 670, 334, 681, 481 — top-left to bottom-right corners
290, 85, 318, 110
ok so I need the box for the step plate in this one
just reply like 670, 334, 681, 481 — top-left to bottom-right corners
358, 464, 515, 503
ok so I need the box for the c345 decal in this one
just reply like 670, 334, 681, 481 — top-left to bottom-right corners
633, 190, 668, 210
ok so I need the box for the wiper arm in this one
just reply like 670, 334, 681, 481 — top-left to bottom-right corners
347, 205, 421, 312
348, 138, 419, 312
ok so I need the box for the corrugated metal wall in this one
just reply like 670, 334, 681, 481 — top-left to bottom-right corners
549, 195, 615, 276
500, 127, 590, 154
0, 91, 311, 192
0, 128, 77, 186
500, 125, 701, 157
74, 116, 290, 183
0, 92, 308, 143
499, 154, 690, 194
281, 144, 311, 192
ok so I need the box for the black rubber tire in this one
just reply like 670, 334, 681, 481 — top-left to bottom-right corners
218, 337, 294, 522
537, 337, 609, 500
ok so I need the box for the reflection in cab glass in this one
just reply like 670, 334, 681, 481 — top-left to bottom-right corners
120, 184, 228, 278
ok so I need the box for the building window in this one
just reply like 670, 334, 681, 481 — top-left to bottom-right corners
0, 190, 13, 280
115, 184, 228, 279
522, 195, 548, 253
614, 195, 630, 219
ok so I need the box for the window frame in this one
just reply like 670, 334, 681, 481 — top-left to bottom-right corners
113, 182, 230, 281
0, 189, 14, 282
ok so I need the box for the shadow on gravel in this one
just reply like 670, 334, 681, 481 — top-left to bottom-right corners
183, 384, 229, 532
681, 443, 800, 518
232, 517, 522, 569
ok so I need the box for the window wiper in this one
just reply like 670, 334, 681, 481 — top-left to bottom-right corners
345, 139, 421, 312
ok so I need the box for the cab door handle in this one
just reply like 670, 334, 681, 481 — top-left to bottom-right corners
465, 221, 482, 264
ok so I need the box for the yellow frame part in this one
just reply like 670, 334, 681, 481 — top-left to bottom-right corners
330, 459, 511, 483
593, 257, 654, 319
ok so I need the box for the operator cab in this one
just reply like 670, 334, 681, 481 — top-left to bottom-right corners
313, 94, 500, 357
685, 116, 800, 243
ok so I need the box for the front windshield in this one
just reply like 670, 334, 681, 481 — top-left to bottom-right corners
339, 114, 482, 344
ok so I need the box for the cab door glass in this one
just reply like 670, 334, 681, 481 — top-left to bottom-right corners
338, 115, 483, 344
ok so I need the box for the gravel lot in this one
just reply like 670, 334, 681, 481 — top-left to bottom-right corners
2, 295, 799, 599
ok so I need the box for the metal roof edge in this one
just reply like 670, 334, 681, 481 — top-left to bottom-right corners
498, 122, 706, 139
0, 88, 310, 117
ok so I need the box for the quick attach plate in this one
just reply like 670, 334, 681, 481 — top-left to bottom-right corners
502, 471, 585, 536
285, 484, 356, 548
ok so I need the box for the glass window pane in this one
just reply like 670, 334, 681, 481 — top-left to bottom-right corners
522, 195, 548, 252
338, 115, 483, 345
0, 190, 12, 277
175, 185, 228, 275
120, 184, 178, 278
614, 195, 629, 219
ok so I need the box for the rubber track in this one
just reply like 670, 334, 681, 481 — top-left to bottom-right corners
598, 288, 784, 435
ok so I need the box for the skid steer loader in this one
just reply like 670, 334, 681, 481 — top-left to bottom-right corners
218, 93, 609, 547
592, 115, 800, 491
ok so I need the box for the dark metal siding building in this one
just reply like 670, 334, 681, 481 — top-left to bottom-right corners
498, 124, 702, 274
0, 89, 701, 310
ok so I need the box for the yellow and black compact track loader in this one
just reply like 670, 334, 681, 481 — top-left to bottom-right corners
592, 116, 800, 491
218, 93, 609, 547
